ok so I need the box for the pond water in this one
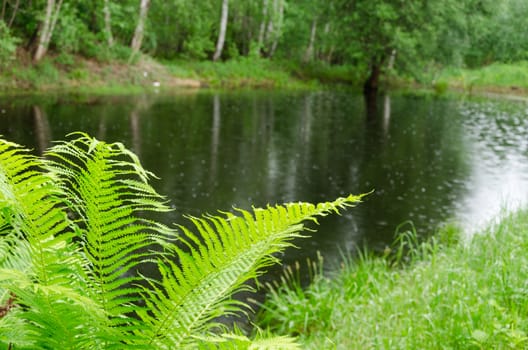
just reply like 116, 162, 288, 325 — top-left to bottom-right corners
1, 90, 528, 272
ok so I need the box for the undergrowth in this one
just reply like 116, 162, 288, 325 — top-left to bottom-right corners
165, 58, 316, 89
436, 61, 528, 93
256, 213, 528, 349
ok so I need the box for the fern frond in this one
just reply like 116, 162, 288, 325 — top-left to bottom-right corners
0, 138, 81, 285
44, 133, 176, 325
0, 267, 114, 349
0, 308, 34, 349
195, 332, 301, 350
138, 195, 363, 348
0, 138, 101, 348
1, 133, 365, 349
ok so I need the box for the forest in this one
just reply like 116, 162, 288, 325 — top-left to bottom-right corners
1, 0, 528, 91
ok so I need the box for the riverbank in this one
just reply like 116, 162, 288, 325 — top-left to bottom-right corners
3, 52, 528, 98
0, 52, 202, 94
255, 209, 528, 348
0, 52, 337, 94
419, 61, 528, 97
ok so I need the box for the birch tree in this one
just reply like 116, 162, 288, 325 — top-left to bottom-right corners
33, 0, 63, 62
257, 0, 283, 57
103, 0, 114, 47
257, 0, 269, 51
131, 0, 150, 55
303, 18, 317, 62
212, 0, 229, 61
268, 0, 284, 57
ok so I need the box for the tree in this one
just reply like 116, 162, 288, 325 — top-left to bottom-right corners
265, 0, 284, 57
334, 0, 464, 93
131, 0, 150, 55
257, 0, 269, 51
278, 0, 332, 61
33, 0, 63, 62
213, 0, 229, 61
1, 0, 20, 28
103, 0, 114, 47
303, 17, 317, 62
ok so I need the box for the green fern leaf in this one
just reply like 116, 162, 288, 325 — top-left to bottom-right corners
44, 133, 176, 330
0, 138, 80, 284
0, 138, 106, 348
194, 328, 302, 350
1, 134, 364, 349
138, 195, 363, 348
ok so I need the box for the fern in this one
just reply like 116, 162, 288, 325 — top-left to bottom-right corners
0, 138, 104, 349
0, 134, 364, 349
44, 134, 175, 336
138, 198, 361, 348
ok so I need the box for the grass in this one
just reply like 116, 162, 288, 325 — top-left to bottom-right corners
255, 210, 528, 349
7, 50, 528, 96
1, 52, 333, 93
0, 56, 149, 92
163, 57, 320, 89
434, 61, 528, 95
0, 45, 359, 92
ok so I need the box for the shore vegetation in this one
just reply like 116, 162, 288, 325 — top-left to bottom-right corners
255, 212, 528, 349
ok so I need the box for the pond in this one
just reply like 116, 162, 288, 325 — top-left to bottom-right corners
1, 90, 528, 272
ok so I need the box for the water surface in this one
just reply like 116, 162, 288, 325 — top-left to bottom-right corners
1, 90, 528, 270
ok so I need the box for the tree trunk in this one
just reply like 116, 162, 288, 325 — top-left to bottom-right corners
321, 22, 331, 61
33, 0, 63, 63
303, 18, 317, 62
363, 59, 384, 95
130, 0, 150, 55
268, 0, 283, 58
257, 0, 268, 50
263, 0, 276, 53
8, 0, 20, 28
1, 0, 6, 21
213, 0, 229, 61
103, 0, 114, 47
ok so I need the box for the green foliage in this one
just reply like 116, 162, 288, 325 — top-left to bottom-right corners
254, 253, 333, 337
171, 57, 311, 88
256, 211, 528, 348
68, 67, 90, 81
0, 133, 362, 349
291, 61, 363, 86
436, 62, 528, 92
53, 3, 88, 54
151, 0, 217, 60
0, 22, 19, 67
11, 58, 61, 88
6, 0, 528, 91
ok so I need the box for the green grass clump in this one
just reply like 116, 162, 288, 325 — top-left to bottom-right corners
256, 211, 528, 349
164, 58, 318, 89
288, 61, 364, 87
439, 62, 528, 92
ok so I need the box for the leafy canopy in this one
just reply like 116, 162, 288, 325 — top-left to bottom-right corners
0, 133, 363, 349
